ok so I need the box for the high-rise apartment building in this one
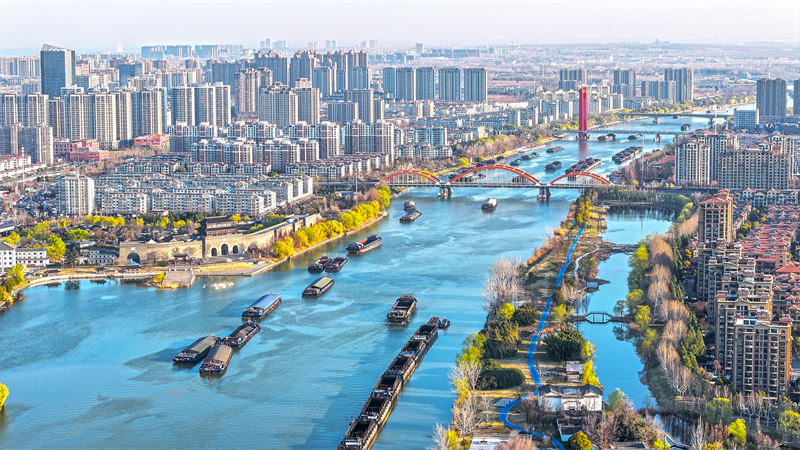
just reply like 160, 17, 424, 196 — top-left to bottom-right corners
438, 67, 461, 102
641, 81, 677, 103
312, 66, 335, 98
395, 68, 416, 102
252, 50, 288, 85
258, 84, 297, 128
463, 68, 487, 103
170, 85, 195, 126
118, 62, 144, 87
56, 173, 95, 216
756, 78, 787, 118
664, 67, 693, 103
731, 317, 792, 397
115, 90, 134, 147
674, 139, 711, 186
698, 190, 734, 243
328, 102, 358, 125
289, 50, 320, 87
382, 67, 396, 98
415, 67, 435, 100
558, 68, 586, 91
348, 66, 371, 90
718, 144, 793, 190
295, 85, 320, 125
237, 68, 273, 114
19, 125, 54, 164
345, 89, 375, 123
40, 44, 75, 99
612, 69, 636, 98
48, 98, 65, 138
133, 88, 164, 136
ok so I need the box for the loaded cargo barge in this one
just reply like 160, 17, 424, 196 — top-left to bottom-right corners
199, 344, 233, 375
336, 318, 440, 450
173, 335, 218, 363
303, 275, 335, 297
325, 256, 349, 272
221, 323, 260, 347
399, 210, 422, 223
347, 235, 382, 254
241, 293, 281, 319
387, 294, 417, 323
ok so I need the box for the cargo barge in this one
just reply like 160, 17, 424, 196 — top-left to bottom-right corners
173, 335, 218, 363
199, 344, 233, 374
597, 133, 616, 142
325, 256, 349, 272
221, 323, 260, 347
387, 294, 417, 323
612, 146, 642, 164
337, 320, 440, 450
545, 161, 562, 171
241, 293, 282, 319
564, 157, 601, 174
403, 201, 416, 212
546, 146, 564, 153
308, 255, 331, 272
399, 210, 422, 223
482, 198, 497, 210
303, 275, 335, 297
509, 159, 523, 166
347, 235, 382, 254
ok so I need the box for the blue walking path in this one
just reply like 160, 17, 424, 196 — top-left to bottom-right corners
498, 225, 584, 450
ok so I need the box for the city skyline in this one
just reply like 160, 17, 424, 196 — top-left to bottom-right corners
2, 1, 800, 55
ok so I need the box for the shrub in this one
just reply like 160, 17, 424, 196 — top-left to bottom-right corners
512, 304, 539, 326
479, 368, 525, 390
543, 327, 586, 361
483, 339, 518, 359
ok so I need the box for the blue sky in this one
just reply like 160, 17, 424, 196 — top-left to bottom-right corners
1, 0, 799, 55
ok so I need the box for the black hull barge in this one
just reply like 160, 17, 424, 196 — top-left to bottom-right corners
337, 319, 439, 450
241, 294, 281, 319
173, 335, 218, 363
325, 256, 349, 272
347, 235, 382, 255
199, 344, 233, 375
303, 275, 335, 297
221, 323, 260, 347
387, 294, 417, 323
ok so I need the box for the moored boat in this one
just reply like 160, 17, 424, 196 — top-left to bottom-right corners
387, 294, 417, 323
521, 154, 531, 160
529, 152, 540, 158
241, 293, 282, 319
438, 317, 451, 328
199, 344, 233, 374
482, 198, 497, 210
546, 146, 564, 153
510, 159, 523, 166
399, 210, 422, 223
221, 323, 260, 347
308, 255, 331, 272
303, 275, 335, 297
347, 235, 382, 254
173, 335, 218, 363
325, 256, 349, 272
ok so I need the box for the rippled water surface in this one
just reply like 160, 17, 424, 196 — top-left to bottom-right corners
0, 114, 712, 449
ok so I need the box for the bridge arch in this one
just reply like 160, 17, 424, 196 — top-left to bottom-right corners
128, 252, 141, 265
449, 164, 540, 185
549, 171, 611, 186
381, 169, 443, 185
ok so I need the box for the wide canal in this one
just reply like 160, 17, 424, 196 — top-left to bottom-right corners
0, 113, 713, 449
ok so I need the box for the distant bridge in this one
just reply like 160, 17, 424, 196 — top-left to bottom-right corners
619, 112, 733, 119
380, 164, 614, 197
571, 311, 632, 324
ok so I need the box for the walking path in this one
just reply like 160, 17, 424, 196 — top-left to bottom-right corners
498, 225, 585, 449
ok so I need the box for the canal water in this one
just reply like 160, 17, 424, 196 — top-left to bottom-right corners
0, 114, 709, 449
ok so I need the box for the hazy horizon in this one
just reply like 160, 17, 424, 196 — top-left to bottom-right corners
1, 0, 800, 56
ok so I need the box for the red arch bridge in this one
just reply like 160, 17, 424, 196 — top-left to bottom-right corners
380, 164, 614, 198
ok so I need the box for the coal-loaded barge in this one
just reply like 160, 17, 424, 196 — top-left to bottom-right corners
546, 145, 564, 154
387, 294, 417, 323
347, 234, 382, 254
612, 146, 642, 164
241, 293, 282, 319
325, 255, 349, 272
308, 255, 331, 272
303, 275, 335, 297
221, 323, 260, 347
173, 335, 218, 363
564, 157, 601, 174
399, 209, 422, 223
199, 344, 233, 375
337, 318, 440, 450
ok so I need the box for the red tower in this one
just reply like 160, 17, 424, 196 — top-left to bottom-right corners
578, 87, 589, 141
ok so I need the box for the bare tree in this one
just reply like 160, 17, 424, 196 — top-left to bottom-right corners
496, 432, 538, 450
479, 395, 496, 427
426, 423, 451, 450
690, 418, 707, 450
